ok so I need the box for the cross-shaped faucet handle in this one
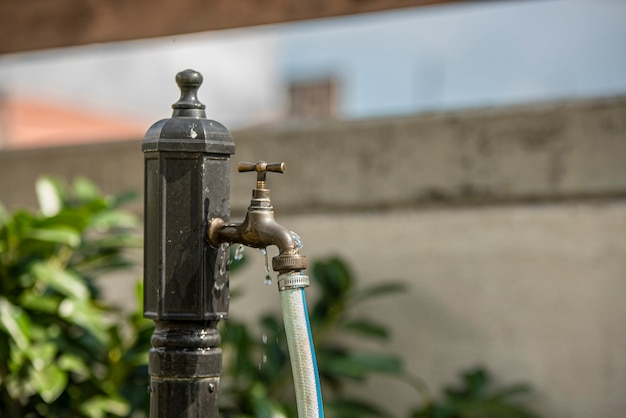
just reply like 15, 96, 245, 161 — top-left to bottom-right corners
238, 161, 286, 189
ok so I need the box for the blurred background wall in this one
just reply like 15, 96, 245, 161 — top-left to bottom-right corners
1, 0, 625, 416
1, 95, 625, 417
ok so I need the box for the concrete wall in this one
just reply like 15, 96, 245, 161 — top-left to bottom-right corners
1, 96, 625, 417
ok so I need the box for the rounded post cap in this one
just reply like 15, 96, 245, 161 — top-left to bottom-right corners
172, 69, 206, 116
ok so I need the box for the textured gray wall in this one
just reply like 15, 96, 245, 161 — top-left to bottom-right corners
1, 96, 625, 417
2, 96, 625, 213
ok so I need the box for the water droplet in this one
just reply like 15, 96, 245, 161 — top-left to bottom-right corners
262, 333, 268, 344
219, 262, 226, 276
290, 231, 303, 249
260, 248, 272, 285
262, 354, 267, 364
234, 244, 244, 261
218, 243, 229, 275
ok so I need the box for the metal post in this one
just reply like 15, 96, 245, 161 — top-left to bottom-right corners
142, 69, 235, 417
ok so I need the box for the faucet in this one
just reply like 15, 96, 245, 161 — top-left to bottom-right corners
208, 160, 307, 276
209, 162, 324, 416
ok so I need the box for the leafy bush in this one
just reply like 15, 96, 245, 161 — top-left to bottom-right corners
0, 177, 541, 418
0, 177, 150, 417
411, 367, 540, 418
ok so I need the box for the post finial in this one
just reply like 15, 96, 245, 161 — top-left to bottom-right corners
172, 69, 206, 118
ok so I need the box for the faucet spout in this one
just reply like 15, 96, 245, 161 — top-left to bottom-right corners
209, 210, 298, 255
208, 161, 307, 274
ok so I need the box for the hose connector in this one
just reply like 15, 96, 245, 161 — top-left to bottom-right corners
278, 271, 310, 291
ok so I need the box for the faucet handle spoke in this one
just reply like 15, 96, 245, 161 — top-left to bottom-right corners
238, 161, 286, 188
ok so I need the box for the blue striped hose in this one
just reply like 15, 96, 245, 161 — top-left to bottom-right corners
278, 272, 324, 418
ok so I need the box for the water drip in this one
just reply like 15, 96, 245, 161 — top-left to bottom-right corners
259, 333, 269, 370
261, 248, 272, 285
218, 243, 229, 276
234, 244, 244, 261
290, 230, 303, 249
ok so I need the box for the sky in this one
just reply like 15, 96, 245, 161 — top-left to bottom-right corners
279, 0, 626, 117
0, 0, 624, 130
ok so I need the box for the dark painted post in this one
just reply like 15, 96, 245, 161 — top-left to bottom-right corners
142, 69, 235, 417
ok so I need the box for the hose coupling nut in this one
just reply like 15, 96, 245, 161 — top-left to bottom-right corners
272, 253, 307, 273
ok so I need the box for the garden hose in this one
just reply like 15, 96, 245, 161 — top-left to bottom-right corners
278, 272, 324, 418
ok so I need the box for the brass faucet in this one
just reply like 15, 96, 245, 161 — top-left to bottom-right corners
208, 161, 307, 274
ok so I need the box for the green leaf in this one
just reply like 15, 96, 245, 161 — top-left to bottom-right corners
8, 338, 29, 371
58, 353, 91, 378
25, 342, 57, 374
26, 226, 81, 247
36, 177, 64, 216
79, 395, 130, 418
5, 371, 38, 400
41, 210, 91, 232
90, 210, 139, 230
318, 350, 403, 381
0, 296, 31, 350
19, 291, 61, 314
458, 367, 489, 399
73, 177, 101, 202
88, 233, 142, 249
31, 262, 89, 300
312, 257, 353, 296
490, 383, 532, 401
461, 400, 540, 418
57, 298, 108, 344
250, 394, 289, 418
112, 190, 140, 207
352, 282, 407, 304
325, 398, 390, 417
29, 362, 67, 403
347, 352, 404, 374
341, 319, 389, 340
